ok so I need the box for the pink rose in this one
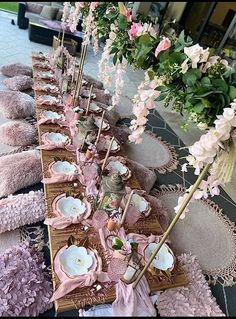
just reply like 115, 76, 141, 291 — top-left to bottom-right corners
155, 37, 171, 57
90, 2, 99, 10
77, 2, 84, 8
125, 9, 132, 22
128, 22, 141, 40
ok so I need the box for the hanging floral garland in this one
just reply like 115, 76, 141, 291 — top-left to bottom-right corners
175, 99, 236, 218
129, 71, 162, 143
60, 2, 236, 144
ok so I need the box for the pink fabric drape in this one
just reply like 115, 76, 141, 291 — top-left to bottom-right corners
112, 277, 157, 316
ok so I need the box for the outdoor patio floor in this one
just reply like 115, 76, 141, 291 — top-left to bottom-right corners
0, 10, 236, 317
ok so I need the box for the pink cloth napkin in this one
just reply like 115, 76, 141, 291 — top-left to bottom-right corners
44, 193, 92, 229
79, 163, 100, 197
112, 277, 157, 316
38, 115, 66, 126
37, 133, 71, 150
51, 245, 111, 302
127, 233, 175, 272
36, 95, 63, 106
42, 162, 81, 184
33, 83, 59, 93
120, 197, 141, 226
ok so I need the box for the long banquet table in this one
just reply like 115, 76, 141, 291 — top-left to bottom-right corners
32, 55, 189, 313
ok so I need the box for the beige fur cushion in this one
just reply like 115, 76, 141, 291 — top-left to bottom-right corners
0, 120, 37, 146
0, 91, 35, 119
0, 63, 32, 77
0, 150, 42, 197
2, 75, 33, 91
126, 158, 157, 194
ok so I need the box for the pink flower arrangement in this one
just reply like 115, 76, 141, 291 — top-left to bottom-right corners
90, 2, 99, 11
124, 9, 132, 22
129, 72, 161, 144
128, 22, 157, 41
128, 22, 140, 40
175, 99, 236, 218
155, 37, 171, 57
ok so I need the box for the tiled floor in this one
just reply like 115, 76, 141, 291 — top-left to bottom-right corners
0, 10, 236, 317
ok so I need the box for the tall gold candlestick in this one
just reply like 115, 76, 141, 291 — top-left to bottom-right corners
72, 57, 76, 83
101, 137, 115, 172
76, 44, 87, 99
72, 45, 84, 105
85, 84, 93, 116
132, 163, 211, 289
95, 110, 105, 146
61, 29, 65, 47
120, 190, 134, 227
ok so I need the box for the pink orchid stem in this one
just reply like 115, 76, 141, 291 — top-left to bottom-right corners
95, 110, 105, 146
101, 136, 115, 172
85, 84, 93, 116
120, 190, 134, 227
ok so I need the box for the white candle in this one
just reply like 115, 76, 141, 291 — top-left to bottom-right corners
123, 266, 136, 282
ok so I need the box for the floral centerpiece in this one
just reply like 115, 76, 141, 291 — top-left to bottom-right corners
62, 2, 236, 144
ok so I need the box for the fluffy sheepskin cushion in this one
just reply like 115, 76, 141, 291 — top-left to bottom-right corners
156, 253, 225, 316
109, 124, 130, 145
93, 87, 112, 105
126, 158, 157, 194
0, 190, 45, 233
0, 63, 32, 77
0, 120, 37, 146
0, 91, 35, 119
0, 241, 53, 316
143, 194, 169, 231
0, 150, 42, 197
2, 75, 33, 91
83, 74, 104, 90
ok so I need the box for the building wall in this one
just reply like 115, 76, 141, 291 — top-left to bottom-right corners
165, 2, 187, 22
210, 2, 236, 25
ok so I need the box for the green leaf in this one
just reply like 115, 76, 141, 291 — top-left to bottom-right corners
112, 237, 123, 249
168, 52, 186, 64
156, 93, 167, 101
118, 13, 127, 30
158, 50, 169, 62
212, 79, 228, 93
188, 68, 202, 79
156, 86, 167, 92
139, 34, 151, 44
110, 47, 119, 55
182, 73, 196, 87
193, 102, 204, 113
148, 69, 155, 80
113, 53, 118, 65
130, 242, 138, 250
229, 85, 236, 99
201, 77, 211, 87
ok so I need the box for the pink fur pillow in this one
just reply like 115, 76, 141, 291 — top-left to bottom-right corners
0, 63, 32, 77
125, 158, 157, 194
0, 91, 35, 119
0, 150, 42, 197
0, 190, 45, 233
93, 87, 112, 105
0, 120, 37, 146
156, 253, 225, 316
83, 74, 104, 89
2, 75, 33, 91
0, 241, 52, 316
